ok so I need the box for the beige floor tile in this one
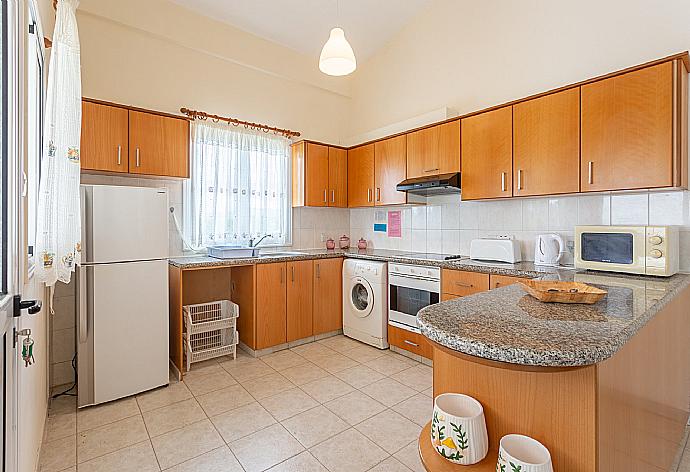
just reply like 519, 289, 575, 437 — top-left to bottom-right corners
151, 419, 224, 470
421, 387, 433, 398
221, 358, 276, 382
136, 381, 193, 413
77, 415, 149, 463
317, 335, 363, 353
300, 375, 354, 403
365, 354, 416, 375
261, 349, 310, 371
355, 409, 422, 454
280, 362, 330, 385
76, 397, 140, 432
290, 342, 337, 361
361, 378, 416, 407
164, 446, 244, 472
48, 396, 76, 417
391, 394, 433, 427
310, 352, 360, 374
309, 428, 388, 472
334, 364, 385, 389
210, 402, 277, 442
44, 412, 76, 443
142, 398, 206, 437
39, 435, 76, 472
182, 359, 224, 379
342, 344, 388, 363
282, 406, 350, 448
76, 440, 159, 472
229, 424, 305, 472
240, 372, 295, 400
183, 369, 237, 396
323, 390, 387, 426
259, 388, 319, 421
393, 440, 425, 472
368, 456, 412, 471
390, 365, 433, 392
266, 451, 328, 471
195, 384, 254, 417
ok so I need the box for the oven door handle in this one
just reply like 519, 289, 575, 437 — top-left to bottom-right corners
389, 272, 440, 283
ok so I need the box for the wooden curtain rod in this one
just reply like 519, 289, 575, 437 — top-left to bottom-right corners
180, 108, 301, 138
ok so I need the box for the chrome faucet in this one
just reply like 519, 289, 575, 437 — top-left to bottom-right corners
248, 234, 272, 248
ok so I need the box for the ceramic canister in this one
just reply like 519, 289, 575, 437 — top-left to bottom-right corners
497, 434, 553, 472
431, 393, 488, 465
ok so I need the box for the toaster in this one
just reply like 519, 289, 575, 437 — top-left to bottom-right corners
469, 238, 522, 263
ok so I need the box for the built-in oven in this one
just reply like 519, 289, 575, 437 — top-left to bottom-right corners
388, 263, 440, 332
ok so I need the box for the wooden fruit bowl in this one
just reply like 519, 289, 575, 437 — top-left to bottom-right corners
518, 280, 607, 304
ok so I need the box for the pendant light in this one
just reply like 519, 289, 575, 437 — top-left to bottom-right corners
319, 1, 356, 76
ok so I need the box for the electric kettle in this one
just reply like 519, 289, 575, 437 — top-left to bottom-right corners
534, 233, 565, 267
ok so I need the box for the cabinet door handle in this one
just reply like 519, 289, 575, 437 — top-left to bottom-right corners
316, 263, 320, 279
376, 188, 381, 202
136, 148, 141, 167
517, 169, 522, 190
331, 190, 335, 203
291, 266, 295, 282
588, 161, 593, 185
323, 189, 327, 203
423, 168, 439, 173
403, 340, 419, 347
367, 188, 371, 202
501, 172, 506, 192
280, 267, 284, 284
117, 145, 122, 165
455, 281, 473, 288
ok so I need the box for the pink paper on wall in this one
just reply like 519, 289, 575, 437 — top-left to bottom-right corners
388, 210, 402, 238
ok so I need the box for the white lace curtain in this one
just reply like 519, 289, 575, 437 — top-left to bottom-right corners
183, 121, 292, 250
36, 0, 82, 285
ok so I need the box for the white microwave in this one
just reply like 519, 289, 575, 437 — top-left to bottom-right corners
574, 226, 679, 277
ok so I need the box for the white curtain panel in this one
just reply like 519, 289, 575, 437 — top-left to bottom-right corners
183, 121, 292, 250
35, 0, 82, 285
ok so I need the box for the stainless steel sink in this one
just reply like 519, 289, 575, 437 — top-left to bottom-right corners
258, 251, 305, 258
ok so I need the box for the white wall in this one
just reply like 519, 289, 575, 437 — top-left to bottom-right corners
351, 191, 690, 272
348, 0, 690, 137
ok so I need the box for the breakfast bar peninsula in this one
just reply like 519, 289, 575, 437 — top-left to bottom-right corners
417, 271, 690, 472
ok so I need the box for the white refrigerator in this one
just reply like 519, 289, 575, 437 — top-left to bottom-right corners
77, 185, 170, 407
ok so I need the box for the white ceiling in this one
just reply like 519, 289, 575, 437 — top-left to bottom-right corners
169, 0, 434, 62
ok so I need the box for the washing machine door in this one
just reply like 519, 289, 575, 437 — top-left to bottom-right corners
349, 276, 375, 318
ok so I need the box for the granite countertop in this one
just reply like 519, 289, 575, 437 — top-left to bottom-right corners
418, 271, 690, 367
168, 248, 559, 277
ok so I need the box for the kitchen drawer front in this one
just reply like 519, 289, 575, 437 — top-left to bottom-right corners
441, 270, 490, 297
490, 274, 528, 290
388, 325, 432, 359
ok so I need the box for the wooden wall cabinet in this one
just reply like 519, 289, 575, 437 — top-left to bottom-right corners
80, 99, 189, 178
313, 258, 343, 335
374, 135, 407, 206
461, 106, 513, 200
286, 260, 314, 342
347, 143, 375, 207
81, 101, 129, 173
406, 121, 460, 179
513, 88, 580, 196
256, 263, 287, 350
581, 60, 685, 192
292, 142, 348, 207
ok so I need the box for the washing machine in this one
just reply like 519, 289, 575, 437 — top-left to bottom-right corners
342, 259, 389, 349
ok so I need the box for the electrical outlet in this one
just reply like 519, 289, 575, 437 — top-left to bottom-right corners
320, 233, 327, 242
566, 240, 575, 254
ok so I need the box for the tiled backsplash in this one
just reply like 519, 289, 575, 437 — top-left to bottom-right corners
291, 207, 350, 251
349, 191, 690, 272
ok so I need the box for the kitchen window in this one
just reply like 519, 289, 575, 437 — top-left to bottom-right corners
183, 121, 292, 250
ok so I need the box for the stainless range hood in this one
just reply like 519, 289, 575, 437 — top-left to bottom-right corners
396, 172, 461, 196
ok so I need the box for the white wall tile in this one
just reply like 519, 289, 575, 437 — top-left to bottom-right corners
427, 230, 443, 254
577, 194, 611, 226
52, 328, 75, 364
649, 191, 690, 228
458, 230, 479, 255
410, 206, 427, 230
441, 230, 461, 254
411, 230, 428, 253
680, 231, 690, 273
458, 201, 479, 229
52, 296, 75, 331
441, 204, 460, 230
611, 193, 649, 225
426, 206, 442, 230
522, 199, 549, 231
547, 196, 578, 231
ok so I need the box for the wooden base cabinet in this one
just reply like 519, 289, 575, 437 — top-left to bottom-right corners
286, 260, 314, 342
256, 263, 287, 350
313, 258, 343, 335
388, 324, 432, 359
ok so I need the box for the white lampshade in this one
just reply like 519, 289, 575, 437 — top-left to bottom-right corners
319, 27, 356, 76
